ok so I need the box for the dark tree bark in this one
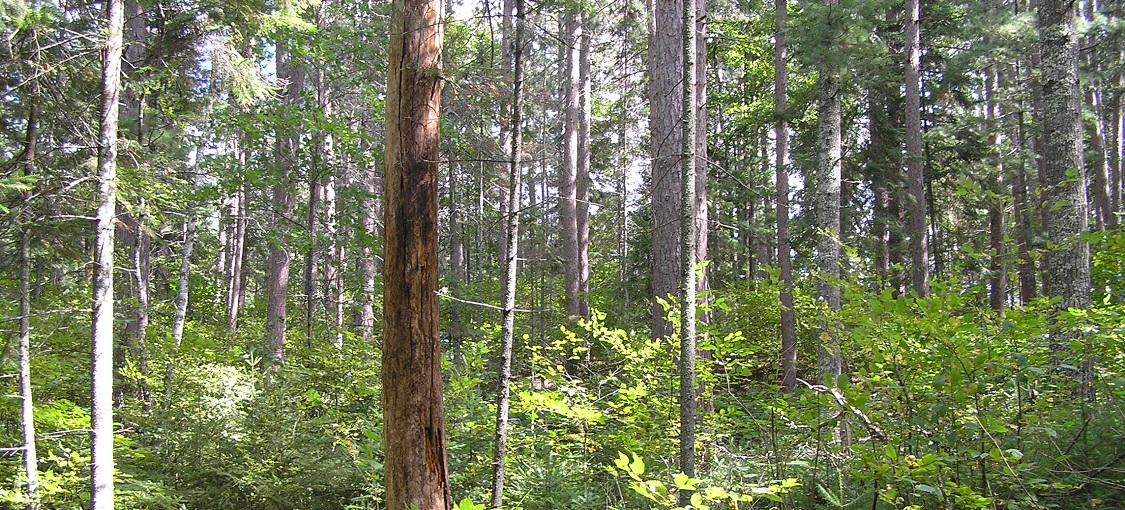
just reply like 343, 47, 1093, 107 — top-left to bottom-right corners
562, 11, 582, 322
1015, 56, 1037, 305
987, 70, 1008, 314
775, 0, 798, 393
678, 0, 698, 489
649, 0, 683, 339
1037, 0, 1092, 390
264, 39, 302, 368
905, 0, 929, 297
381, 0, 452, 504
92, 0, 125, 505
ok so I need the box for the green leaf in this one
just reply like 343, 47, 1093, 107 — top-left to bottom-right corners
673, 472, 694, 490
915, 484, 943, 499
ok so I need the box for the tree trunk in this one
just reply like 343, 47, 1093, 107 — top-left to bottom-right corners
562, 11, 582, 323
987, 70, 1007, 314
448, 162, 466, 365
649, 0, 683, 339
325, 173, 345, 349
92, 0, 124, 505
122, 0, 145, 139
19, 41, 41, 508
1086, 85, 1114, 230
1083, 0, 1115, 230
304, 163, 322, 344
678, 0, 698, 488
358, 145, 379, 340
265, 39, 302, 368
693, 0, 710, 407
775, 0, 798, 393
315, 39, 344, 349
491, 2, 524, 504
905, 0, 929, 297
578, 13, 592, 321
870, 89, 890, 284
165, 217, 194, 405
815, 0, 843, 385
226, 184, 246, 334
382, 0, 452, 503
496, 0, 514, 268
1037, 0, 1092, 391
129, 202, 152, 411
1015, 56, 1037, 304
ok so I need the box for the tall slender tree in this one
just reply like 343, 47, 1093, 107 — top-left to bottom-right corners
18, 26, 42, 508
815, 0, 843, 384
987, 70, 1007, 314
265, 38, 302, 368
562, 10, 583, 323
905, 0, 928, 297
491, 0, 525, 503
92, 0, 125, 505
678, 0, 698, 489
774, 0, 798, 392
381, 0, 452, 503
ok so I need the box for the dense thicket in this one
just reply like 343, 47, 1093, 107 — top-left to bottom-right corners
2, 0, 1125, 508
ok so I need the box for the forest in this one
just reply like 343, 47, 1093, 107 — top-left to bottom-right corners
2, 0, 1125, 506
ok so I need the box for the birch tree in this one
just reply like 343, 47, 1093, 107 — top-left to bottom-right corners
91, 0, 125, 505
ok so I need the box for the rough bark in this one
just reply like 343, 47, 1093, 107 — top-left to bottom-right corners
987, 71, 1007, 314
649, 0, 683, 339
678, 0, 698, 487
1037, 0, 1092, 388
905, 0, 929, 297
122, 0, 145, 139
128, 202, 152, 411
815, 0, 843, 385
496, 0, 514, 267
562, 11, 582, 323
491, 2, 524, 504
381, 0, 452, 504
265, 39, 301, 368
578, 14, 592, 321
775, 0, 798, 393
693, 0, 709, 329
92, 0, 125, 505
